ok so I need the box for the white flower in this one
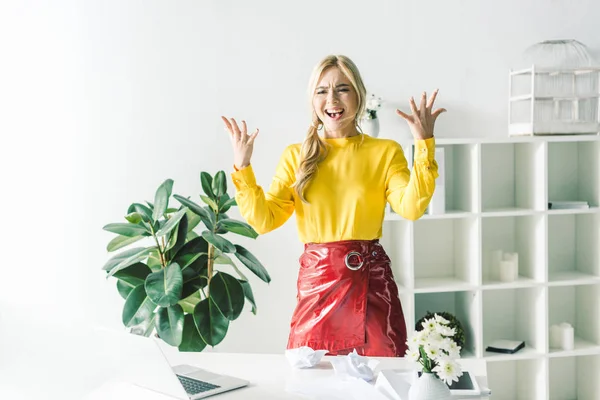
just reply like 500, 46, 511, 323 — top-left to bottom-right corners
434, 314, 450, 325
365, 94, 382, 111
438, 325, 456, 337
405, 348, 420, 362
421, 318, 437, 332
417, 329, 430, 346
432, 358, 463, 385
424, 343, 441, 361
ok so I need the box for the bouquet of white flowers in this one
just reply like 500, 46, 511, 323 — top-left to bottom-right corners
405, 313, 463, 385
363, 94, 382, 119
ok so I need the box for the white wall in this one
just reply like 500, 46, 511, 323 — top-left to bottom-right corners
1, 0, 599, 354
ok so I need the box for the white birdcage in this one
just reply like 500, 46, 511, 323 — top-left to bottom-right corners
509, 40, 600, 136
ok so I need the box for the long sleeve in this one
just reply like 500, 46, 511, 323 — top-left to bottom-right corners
230, 146, 297, 234
385, 137, 438, 220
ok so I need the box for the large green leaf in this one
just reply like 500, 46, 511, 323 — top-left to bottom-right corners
200, 195, 219, 212
209, 272, 244, 321
124, 212, 143, 224
145, 263, 183, 307
156, 208, 187, 237
153, 179, 174, 222
104, 247, 154, 276
181, 267, 208, 299
122, 285, 156, 327
174, 236, 209, 262
178, 291, 202, 314
103, 223, 149, 237
128, 203, 153, 222
173, 195, 212, 229
212, 171, 227, 197
217, 218, 258, 239
239, 279, 257, 315
166, 214, 188, 260
179, 314, 207, 352
186, 209, 201, 232
156, 304, 184, 346
202, 231, 235, 253
187, 231, 199, 241
234, 245, 271, 283
107, 235, 144, 252
218, 194, 236, 213
113, 262, 152, 287
193, 298, 229, 346
200, 172, 215, 200
117, 280, 134, 300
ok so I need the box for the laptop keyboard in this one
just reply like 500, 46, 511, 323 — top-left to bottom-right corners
176, 374, 221, 395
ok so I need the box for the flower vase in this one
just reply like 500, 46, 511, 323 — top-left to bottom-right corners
408, 372, 452, 400
360, 117, 380, 138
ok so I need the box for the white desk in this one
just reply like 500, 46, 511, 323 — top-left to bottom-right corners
164, 351, 490, 400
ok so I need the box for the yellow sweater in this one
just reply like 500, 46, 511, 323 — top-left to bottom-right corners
231, 134, 438, 244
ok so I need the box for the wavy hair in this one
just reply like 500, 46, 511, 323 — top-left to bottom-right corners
292, 55, 367, 203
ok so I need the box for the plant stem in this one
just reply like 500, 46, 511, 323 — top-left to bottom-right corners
149, 223, 167, 268
207, 244, 214, 291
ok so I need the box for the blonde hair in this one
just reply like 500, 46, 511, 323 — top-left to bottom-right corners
292, 55, 367, 203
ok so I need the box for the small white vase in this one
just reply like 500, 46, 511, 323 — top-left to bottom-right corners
360, 117, 380, 138
408, 372, 452, 400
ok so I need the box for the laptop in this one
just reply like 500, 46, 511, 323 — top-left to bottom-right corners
98, 328, 249, 399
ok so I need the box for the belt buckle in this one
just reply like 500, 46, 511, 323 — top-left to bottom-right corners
344, 251, 364, 270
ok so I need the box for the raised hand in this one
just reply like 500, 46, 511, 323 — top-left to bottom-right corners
221, 116, 259, 170
395, 89, 446, 140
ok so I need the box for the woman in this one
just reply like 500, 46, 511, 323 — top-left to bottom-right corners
221, 54, 444, 357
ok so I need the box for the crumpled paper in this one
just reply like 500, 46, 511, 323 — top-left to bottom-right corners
329, 349, 380, 381
285, 346, 329, 368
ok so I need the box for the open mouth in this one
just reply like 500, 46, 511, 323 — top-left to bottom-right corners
325, 109, 344, 121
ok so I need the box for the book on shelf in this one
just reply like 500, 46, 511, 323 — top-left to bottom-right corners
485, 339, 525, 354
548, 201, 589, 209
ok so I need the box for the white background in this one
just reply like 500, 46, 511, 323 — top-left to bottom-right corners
1, 0, 599, 354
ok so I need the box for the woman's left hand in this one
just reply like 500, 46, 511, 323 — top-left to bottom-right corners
396, 89, 446, 140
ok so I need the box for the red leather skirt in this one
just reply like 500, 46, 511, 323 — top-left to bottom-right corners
286, 239, 407, 357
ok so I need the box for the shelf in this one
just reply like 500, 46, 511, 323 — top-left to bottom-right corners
481, 207, 537, 217
548, 213, 600, 282
548, 271, 600, 286
481, 142, 545, 212
548, 285, 600, 352
413, 218, 479, 287
549, 355, 600, 400
482, 288, 546, 356
483, 345, 543, 361
510, 93, 600, 102
482, 276, 539, 290
547, 206, 599, 215
414, 291, 479, 357
487, 359, 547, 400
548, 336, 600, 357
548, 141, 600, 208
481, 215, 545, 284
413, 277, 477, 293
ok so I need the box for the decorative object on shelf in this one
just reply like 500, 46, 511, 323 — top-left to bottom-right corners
490, 250, 519, 282
548, 200, 590, 209
102, 171, 269, 352
415, 311, 466, 353
406, 314, 462, 400
549, 323, 575, 350
427, 147, 446, 215
509, 39, 600, 136
485, 339, 525, 354
360, 93, 382, 137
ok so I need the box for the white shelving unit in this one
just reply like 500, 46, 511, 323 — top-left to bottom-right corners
382, 135, 600, 400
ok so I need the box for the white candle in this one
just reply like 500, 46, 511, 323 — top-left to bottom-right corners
549, 324, 561, 349
499, 260, 518, 282
560, 323, 574, 351
490, 250, 503, 281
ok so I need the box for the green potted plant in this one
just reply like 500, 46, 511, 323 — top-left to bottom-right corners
101, 171, 269, 352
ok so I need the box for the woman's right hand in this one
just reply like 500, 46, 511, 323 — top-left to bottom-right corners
221, 116, 259, 170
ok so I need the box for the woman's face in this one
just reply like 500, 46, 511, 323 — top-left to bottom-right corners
312, 67, 358, 133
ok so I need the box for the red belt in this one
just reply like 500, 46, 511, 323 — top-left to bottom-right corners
286, 239, 407, 357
